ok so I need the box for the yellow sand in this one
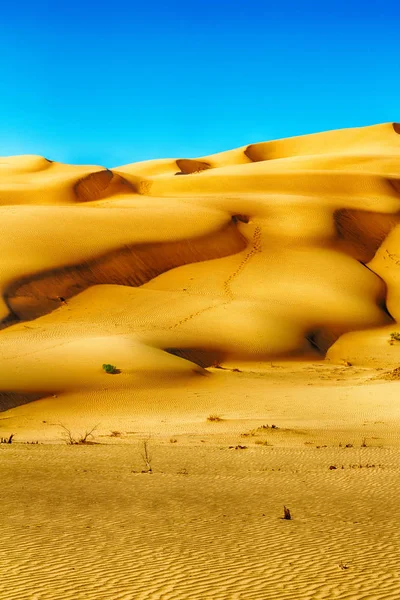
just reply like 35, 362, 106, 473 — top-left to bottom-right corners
1, 123, 400, 599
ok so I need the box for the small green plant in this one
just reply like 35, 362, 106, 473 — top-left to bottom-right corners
390, 332, 400, 342
102, 363, 118, 374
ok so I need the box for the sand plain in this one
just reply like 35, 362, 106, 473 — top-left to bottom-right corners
1, 123, 400, 599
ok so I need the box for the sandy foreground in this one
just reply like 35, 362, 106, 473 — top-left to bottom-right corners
2, 367, 400, 599
1, 123, 400, 598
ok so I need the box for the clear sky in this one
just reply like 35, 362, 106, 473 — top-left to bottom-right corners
1, 0, 399, 167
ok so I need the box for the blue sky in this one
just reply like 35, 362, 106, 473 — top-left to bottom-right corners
1, 0, 399, 166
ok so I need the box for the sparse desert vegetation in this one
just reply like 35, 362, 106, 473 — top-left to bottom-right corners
207, 414, 223, 422
102, 363, 119, 374
59, 423, 99, 445
283, 506, 292, 520
139, 438, 153, 474
109, 430, 122, 437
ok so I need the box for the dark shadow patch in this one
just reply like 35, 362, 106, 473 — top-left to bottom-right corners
359, 260, 395, 320
0, 391, 47, 413
232, 214, 250, 224
74, 169, 135, 202
334, 208, 400, 263
244, 142, 275, 162
244, 144, 262, 162
1, 220, 248, 326
305, 330, 342, 354
175, 159, 211, 175
388, 178, 400, 195
392, 123, 400, 135
164, 348, 224, 368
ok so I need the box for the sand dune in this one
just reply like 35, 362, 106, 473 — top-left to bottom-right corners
2, 123, 400, 600
1, 123, 400, 405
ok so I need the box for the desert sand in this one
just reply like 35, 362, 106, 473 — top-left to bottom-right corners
1, 122, 400, 599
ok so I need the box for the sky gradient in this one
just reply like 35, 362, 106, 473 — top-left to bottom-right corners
1, 0, 399, 167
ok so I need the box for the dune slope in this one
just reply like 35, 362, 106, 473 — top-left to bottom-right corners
1, 123, 400, 409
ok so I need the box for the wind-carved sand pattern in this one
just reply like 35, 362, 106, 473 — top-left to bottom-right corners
2, 123, 400, 600
2, 446, 400, 600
